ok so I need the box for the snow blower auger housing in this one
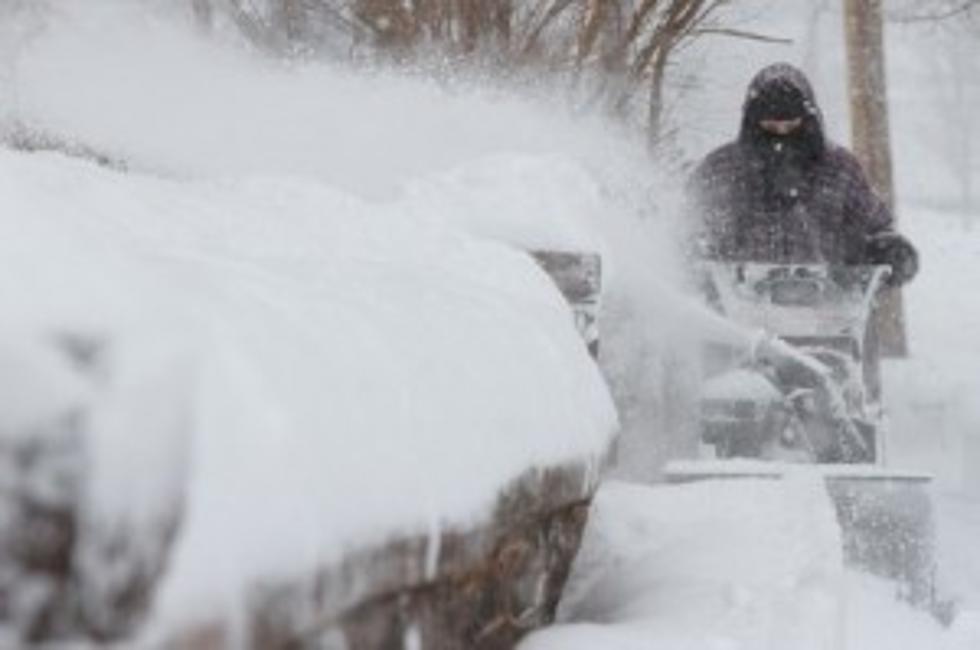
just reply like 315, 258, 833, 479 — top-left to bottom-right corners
699, 263, 886, 464
667, 262, 936, 606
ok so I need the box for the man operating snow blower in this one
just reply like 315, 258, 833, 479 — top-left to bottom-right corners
683, 62, 920, 463
686, 62, 918, 283
670, 63, 936, 605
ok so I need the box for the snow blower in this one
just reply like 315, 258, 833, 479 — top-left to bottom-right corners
665, 262, 935, 606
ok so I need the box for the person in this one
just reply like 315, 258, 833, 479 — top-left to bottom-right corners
685, 62, 918, 286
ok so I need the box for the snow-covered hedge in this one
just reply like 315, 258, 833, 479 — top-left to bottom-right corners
0, 148, 619, 638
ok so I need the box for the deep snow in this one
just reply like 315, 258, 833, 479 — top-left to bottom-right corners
0, 144, 622, 632
522, 477, 845, 650
521, 478, 976, 650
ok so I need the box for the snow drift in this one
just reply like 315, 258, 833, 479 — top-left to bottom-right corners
0, 140, 621, 633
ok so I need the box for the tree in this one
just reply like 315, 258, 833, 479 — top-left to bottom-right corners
843, 0, 908, 357
193, 1, 734, 149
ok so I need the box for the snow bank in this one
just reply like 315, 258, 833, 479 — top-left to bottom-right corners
0, 137, 619, 632
521, 475, 845, 650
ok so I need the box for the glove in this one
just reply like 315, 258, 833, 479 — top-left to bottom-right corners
750, 331, 870, 460
864, 231, 919, 287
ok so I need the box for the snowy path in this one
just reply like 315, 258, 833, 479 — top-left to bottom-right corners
520, 479, 980, 650
521, 477, 845, 650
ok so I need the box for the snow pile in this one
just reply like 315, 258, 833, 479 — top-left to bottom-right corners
0, 137, 618, 634
521, 475, 845, 650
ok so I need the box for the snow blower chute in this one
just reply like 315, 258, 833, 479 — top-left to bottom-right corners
665, 262, 935, 605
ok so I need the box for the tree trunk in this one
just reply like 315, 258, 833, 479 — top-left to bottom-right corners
843, 0, 908, 357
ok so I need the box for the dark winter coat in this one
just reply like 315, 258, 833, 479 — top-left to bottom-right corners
686, 63, 906, 268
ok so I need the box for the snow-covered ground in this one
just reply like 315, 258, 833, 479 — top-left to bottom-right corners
522, 477, 979, 650
1, 1, 979, 647
523, 476, 846, 650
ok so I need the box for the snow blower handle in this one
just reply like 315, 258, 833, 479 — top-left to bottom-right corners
749, 331, 828, 379
749, 331, 870, 461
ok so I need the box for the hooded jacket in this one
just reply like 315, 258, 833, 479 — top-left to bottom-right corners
687, 63, 899, 266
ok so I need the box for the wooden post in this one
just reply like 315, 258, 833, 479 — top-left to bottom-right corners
843, 0, 908, 357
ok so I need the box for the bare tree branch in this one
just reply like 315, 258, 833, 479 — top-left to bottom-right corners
207, 0, 740, 148
888, 0, 979, 23
692, 27, 793, 44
